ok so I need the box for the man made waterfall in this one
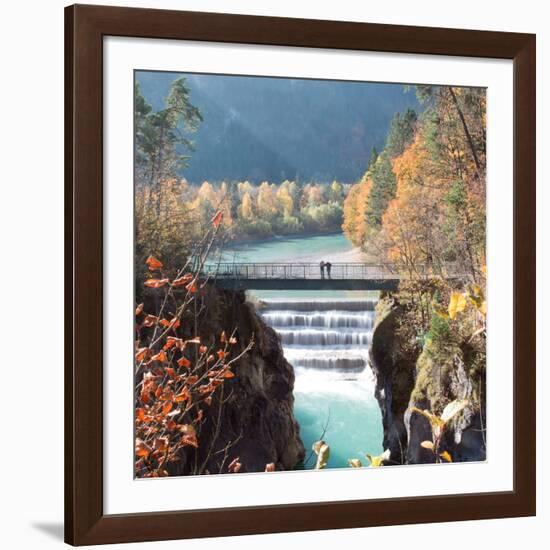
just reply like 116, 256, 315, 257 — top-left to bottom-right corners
226, 234, 385, 469
259, 295, 384, 469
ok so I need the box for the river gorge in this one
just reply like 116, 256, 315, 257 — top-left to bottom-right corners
222, 233, 384, 469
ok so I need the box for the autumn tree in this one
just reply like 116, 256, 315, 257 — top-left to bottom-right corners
276, 184, 295, 217
239, 192, 254, 220
135, 79, 202, 205
342, 178, 372, 246
134, 78, 203, 283
257, 182, 279, 219
365, 109, 417, 228
134, 217, 257, 477
342, 86, 485, 283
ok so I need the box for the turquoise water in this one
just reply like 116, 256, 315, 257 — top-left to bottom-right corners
293, 366, 384, 468
226, 233, 384, 469
219, 233, 355, 263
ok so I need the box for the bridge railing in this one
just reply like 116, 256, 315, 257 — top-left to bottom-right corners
202, 262, 465, 280
204, 262, 404, 280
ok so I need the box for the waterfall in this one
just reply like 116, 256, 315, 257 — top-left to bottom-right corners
261, 311, 374, 329
258, 295, 383, 468
260, 298, 377, 378
260, 299, 376, 312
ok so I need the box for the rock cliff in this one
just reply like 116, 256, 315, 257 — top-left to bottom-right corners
169, 286, 305, 474
369, 294, 486, 466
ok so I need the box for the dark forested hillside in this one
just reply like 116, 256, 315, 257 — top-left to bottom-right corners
136, 71, 418, 184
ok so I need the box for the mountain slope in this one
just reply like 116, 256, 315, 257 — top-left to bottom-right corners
136, 71, 419, 184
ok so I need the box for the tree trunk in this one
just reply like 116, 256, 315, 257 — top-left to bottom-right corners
448, 87, 482, 178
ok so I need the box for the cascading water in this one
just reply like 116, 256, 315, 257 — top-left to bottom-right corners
224, 233, 385, 468
259, 295, 384, 469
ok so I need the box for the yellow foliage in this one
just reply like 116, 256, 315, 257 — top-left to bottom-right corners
276, 185, 294, 217
239, 192, 254, 220
366, 449, 390, 467
448, 292, 467, 319
439, 451, 452, 463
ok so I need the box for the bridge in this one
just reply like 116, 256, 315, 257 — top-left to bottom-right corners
203, 262, 461, 291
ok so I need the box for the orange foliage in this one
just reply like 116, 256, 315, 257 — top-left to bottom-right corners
342, 178, 372, 246
380, 133, 446, 271
134, 252, 251, 478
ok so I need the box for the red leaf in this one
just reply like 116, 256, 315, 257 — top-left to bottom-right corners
135, 303, 144, 316
166, 419, 177, 431
211, 210, 223, 228
161, 318, 180, 330
145, 255, 163, 270
174, 388, 190, 402
217, 350, 227, 360
177, 356, 191, 369
165, 367, 176, 379
141, 314, 158, 328
163, 338, 176, 350
265, 463, 276, 472
170, 318, 181, 330
199, 345, 207, 354
135, 438, 152, 458
162, 401, 173, 415
140, 390, 150, 404
181, 434, 199, 448
172, 273, 194, 287
165, 336, 184, 350
135, 347, 150, 362
150, 350, 167, 363
144, 278, 169, 288
185, 279, 198, 293
153, 436, 169, 451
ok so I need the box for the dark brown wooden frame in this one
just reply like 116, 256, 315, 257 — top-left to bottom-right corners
65, 3, 536, 545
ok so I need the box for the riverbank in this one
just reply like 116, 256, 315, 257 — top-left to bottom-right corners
299, 245, 365, 263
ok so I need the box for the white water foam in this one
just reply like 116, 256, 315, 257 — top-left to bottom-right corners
259, 296, 383, 468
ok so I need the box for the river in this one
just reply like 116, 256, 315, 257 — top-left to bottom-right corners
222, 233, 384, 469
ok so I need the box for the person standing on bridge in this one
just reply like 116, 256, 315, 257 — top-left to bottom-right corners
325, 261, 332, 279
320, 261, 326, 279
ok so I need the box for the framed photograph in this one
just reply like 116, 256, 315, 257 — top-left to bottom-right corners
65, 4, 536, 545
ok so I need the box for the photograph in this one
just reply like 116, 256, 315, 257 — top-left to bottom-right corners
1, 0, 542, 547
133, 71, 487, 477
